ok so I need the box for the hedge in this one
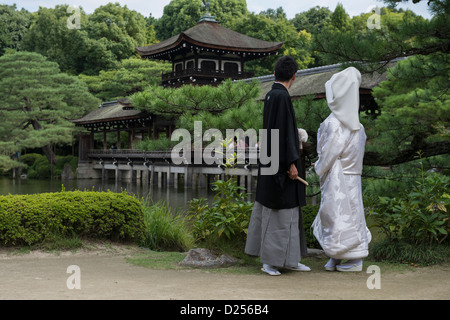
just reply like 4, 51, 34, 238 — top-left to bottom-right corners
0, 190, 146, 245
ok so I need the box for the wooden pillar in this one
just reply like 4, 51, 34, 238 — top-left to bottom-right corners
101, 164, 106, 181
142, 169, 148, 185
151, 166, 157, 185
130, 166, 136, 182
174, 173, 178, 189
89, 132, 94, 150
117, 130, 121, 150
147, 126, 152, 140
158, 170, 162, 188
198, 173, 206, 188
184, 166, 192, 188
247, 172, 253, 193
167, 166, 174, 186
103, 130, 107, 150
129, 129, 135, 149
239, 175, 245, 189
152, 122, 157, 140
115, 167, 122, 182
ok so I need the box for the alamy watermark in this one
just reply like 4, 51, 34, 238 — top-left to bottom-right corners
366, 265, 381, 289
66, 265, 81, 290
67, 6, 81, 30
170, 121, 279, 175
366, 5, 381, 30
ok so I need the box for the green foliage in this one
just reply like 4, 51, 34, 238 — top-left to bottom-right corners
314, 3, 450, 165
0, 190, 146, 245
330, 3, 351, 31
86, 3, 149, 62
368, 54, 450, 164
362, 154, 450, 198
79, 57, 171, 101
22, 5, 115, 75
24, 154, 77, 179
188, 179, 253, 243
139, 200, 194, 252
131, 79, 261, 133
301, 204, 321, 249
19, 153, 42, 168
291, 6, 332, 34
370, 239, 450, 266
0, 4, 31, 56
367, 173, 449, 246
292, 96, 330, 147
136, 136, 177, 151
231, 10, 314, 74
154, 0, 247, 40
314, 6, 437, 71
27, 156, 51, 179
0, 51, 99, 168
22, 3, 151, 75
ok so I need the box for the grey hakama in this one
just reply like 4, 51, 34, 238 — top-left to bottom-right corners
245, 201, 306, 268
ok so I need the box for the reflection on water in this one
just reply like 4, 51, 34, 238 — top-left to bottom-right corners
0, 178, 232, 210
0, 178, 257, 210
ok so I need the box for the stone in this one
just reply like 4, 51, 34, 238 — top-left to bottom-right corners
307, 248, 326, 257
61, 163, 74, 180
179, 248, 238, 268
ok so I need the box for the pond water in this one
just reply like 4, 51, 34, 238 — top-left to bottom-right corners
0, 177, 233, 211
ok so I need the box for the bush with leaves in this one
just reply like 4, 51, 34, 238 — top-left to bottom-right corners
0, 190, 145, 245
188, 178, 253, 244
367, 173, 449, 246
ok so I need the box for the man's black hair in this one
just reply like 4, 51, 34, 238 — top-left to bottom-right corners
274, 56, 298, 82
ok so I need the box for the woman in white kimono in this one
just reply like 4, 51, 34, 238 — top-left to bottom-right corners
312, 67, 372, 272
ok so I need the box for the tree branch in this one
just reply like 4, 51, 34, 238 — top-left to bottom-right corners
363, 140, 450, 166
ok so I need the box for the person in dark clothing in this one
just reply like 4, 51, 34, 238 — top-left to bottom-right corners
244, 56, 310, 276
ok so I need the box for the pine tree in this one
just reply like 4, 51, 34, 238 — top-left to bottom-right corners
0, 52, 100, 169
314, 0, 450, 165
330, 3, 351, 31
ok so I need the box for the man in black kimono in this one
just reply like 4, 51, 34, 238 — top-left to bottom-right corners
245, 56, 310, 276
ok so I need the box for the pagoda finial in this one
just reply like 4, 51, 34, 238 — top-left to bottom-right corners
199, 0, 217, 23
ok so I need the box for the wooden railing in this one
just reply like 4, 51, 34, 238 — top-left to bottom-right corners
161, 68, 253, 82
87, 148, 260, 164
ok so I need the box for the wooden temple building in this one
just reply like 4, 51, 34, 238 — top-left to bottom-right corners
247, 61, 399, 117
136, 13, 283, 87
72, 8, 396, 187
72, 12, 284, 183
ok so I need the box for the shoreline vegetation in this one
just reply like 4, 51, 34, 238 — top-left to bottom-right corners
0, 174, 448, 268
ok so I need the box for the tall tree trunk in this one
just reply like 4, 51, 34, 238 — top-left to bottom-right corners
31, 119, 57, 165
41, 144, 57, 165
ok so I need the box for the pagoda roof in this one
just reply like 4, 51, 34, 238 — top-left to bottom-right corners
242, 59, 404, 100
72, 98, 148, 126
136, 20, 283, 60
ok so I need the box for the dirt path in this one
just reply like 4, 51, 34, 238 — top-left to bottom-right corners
0, 244, 448, 300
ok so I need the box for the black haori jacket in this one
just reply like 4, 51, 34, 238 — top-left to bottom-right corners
255, 83, 306, 210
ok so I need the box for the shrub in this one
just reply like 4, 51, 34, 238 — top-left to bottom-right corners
188, 178, 253, 244
20, 153, 42, 168
367, 173, 449, 246
27, 156, 50, 179
55, 155, 78, 173
139, 200, 194, 252
370, 239, 449, 266
136, 136, 177, 151
301, 204, 321, 249
0, 190, 145, 245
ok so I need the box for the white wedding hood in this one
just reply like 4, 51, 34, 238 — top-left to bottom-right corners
325, 67, 362, 131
